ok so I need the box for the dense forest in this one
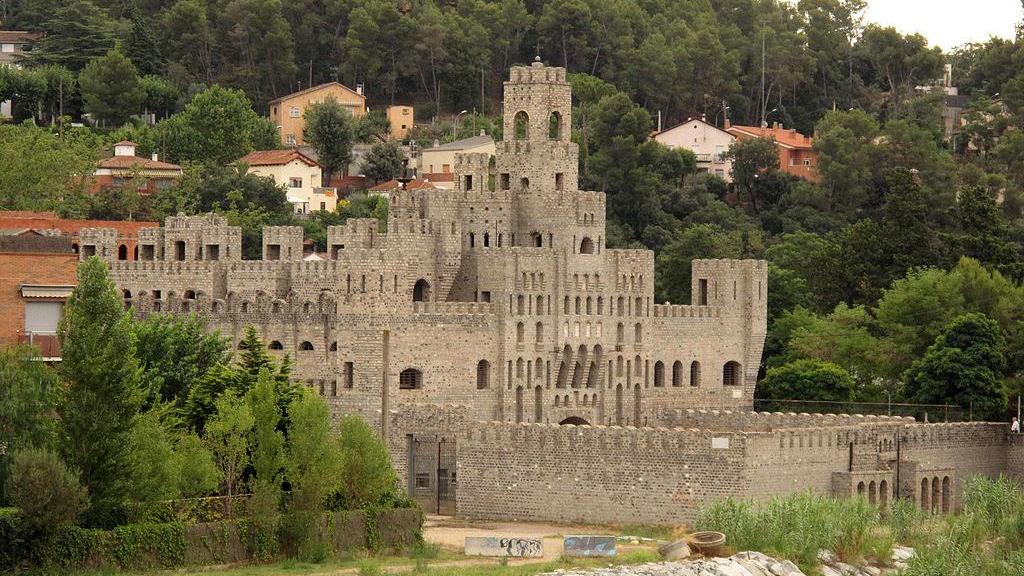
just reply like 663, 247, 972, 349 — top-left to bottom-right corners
3, 0, 1024, 417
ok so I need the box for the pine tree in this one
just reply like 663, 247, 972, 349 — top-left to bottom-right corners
78, 48, 145, 126
247, 369, 283, 560
57, 257, 143, 522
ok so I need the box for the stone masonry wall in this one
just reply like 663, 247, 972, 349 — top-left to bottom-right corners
1009, 434, 1024, 482
456, 422, 750, 525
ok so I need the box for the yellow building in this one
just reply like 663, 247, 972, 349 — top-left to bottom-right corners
268, 82, 367, 147
236, 150, 338, 214
386, 105, 414, 140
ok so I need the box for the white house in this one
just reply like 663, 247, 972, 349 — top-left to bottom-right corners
653, 118, 735, 183
236, 150, 337, 214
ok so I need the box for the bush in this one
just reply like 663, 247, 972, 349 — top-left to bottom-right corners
334, 415, 398, 510
4, 448, 88, 532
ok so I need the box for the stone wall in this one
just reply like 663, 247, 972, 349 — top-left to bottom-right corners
456, 422, 750, 525
1008, 434, 1024, 482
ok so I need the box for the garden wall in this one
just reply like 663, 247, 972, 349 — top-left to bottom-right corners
1009, 433, 1024, 483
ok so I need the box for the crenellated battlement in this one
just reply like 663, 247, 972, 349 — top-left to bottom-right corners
652, 304, 721, 319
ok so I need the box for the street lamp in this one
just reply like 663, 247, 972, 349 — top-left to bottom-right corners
453, 110, 469, 137
715, 102, 730, 128
762, 107, 778, 127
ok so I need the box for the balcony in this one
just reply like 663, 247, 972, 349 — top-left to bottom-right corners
17, 331, 61, 361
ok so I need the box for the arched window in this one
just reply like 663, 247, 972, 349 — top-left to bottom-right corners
413, 279, 431, 302
535, 321, 544, 343
184, 290, 196, 300
672, 361, 683, 387
399, 368, 422, 390
548, 111, 562, 140
269, 341, 284, 350
514, 110, 529, 139
532, 232, 543, 247
517, 295, 525, 315
654, 361, 665, 387
616, 322, 624, 344
299, 341, 314, 351
634, 323, 642, 344
118, 244, 128, 260
690, 361, 701, 386
723, 361, 741, 386
477, 360, 490, 389
516, 322, 524, 343
579, 237, 594, 254
483, 232, 490, 247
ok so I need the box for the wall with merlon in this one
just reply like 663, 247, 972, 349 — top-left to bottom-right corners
456, 421, 750, 524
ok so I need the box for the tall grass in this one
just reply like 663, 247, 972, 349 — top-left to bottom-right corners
695, 491, 892, 572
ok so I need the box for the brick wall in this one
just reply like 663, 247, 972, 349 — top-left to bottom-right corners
0, 252, 77, 344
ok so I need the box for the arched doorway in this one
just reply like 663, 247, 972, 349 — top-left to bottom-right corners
559, 416, 590, 426
413, 279, 431, 302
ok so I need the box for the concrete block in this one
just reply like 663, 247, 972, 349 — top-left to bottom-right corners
464, 536, 543, 557
563, 535, 616, 557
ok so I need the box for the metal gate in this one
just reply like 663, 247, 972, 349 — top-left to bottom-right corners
408, 436, 457, 515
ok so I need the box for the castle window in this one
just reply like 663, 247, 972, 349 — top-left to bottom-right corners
299, 341, 314, 351
532, 232, 542, 247
521, 177, 529, 191
616, 323, 624, 344
516, 322, 525, 343
634, 323, 642, 344
344, 362, 354, 388
723, 361, 741, 386
469, 233, 475, 248
563, 296, 570, 314
483, 232, 490, 247
698, 279, 708, 305
690, 361, 701, 386
579, 237, 594, 254
500, 173, 510, 190
464, 174, 473, 190
477, 360, 490, 389
517, 295, 525, 315
329, 342, 338, 351
556, 172, 566, 192
174, 240, 186, 261
672, 361, 683, 387
118, 244, 128, 260
413, 279, 431, 302
266, 244, 281, 261
399, 368, 422, 390
654, 361, 665, 387
549, 111, 562, 140
514, 110, 529, 139
535, 321, 544, 343
206, 244, 220, 260
269, 341, 284, 350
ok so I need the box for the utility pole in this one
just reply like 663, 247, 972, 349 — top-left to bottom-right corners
308, 60, 313, 89
760, 22, 767, 128
480, 68, 485, 116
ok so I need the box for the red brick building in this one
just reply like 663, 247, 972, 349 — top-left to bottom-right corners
0, 211, 158, 260
0, 231, 77, 360
726, 122, 820, 182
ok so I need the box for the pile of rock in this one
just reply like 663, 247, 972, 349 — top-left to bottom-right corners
817, 546, 915, 576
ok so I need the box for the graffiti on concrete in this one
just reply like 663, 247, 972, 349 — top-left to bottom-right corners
465, 536, 544, 557
563, 535, 616, 557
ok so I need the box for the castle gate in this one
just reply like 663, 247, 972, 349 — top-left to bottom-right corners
407, 435, 457, 515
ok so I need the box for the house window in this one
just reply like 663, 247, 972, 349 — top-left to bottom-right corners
442, 164, 450, 173
289, 106, 300, 118
286, 134, 296, 145
399, 368, 422, 390
288, 177, 302, 188
24, 301, 62, 335
1, 44, 14, 53
320, 202, 326, 211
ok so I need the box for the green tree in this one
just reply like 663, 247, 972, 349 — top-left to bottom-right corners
727, 137, 781, 214
133, 314, 230, 411
0, 125, 100, 211
303, 96, 354, 186
758, 359, 857, 402
4, 448, 88, 533
361, 141, 404, 183
655, 224, 744, 304
813, 109, 879, 212
354, 110, 391, 143
856, 25, 943, 119
204, 392, 253, 516
0, 347, 59, 501
158, 85, 269, 166
951, 186, 1020, 270
875, 267, 965, 361
172, 432, 219, 498
26, 0, 116, 71
78, 48, 145, 126
247, 369, 284, 560
335, 415, 398, 510
140, 75, 181, 120
905, 313, 1008, 421
127, 411, 180, 503
58, 257, 143, 522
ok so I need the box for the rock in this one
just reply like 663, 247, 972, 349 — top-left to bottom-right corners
659, 540, 692, 561
817, 550, 837, 564
861, 566, 881, 576
891, 546, 914, 562
819, 566, 843, 576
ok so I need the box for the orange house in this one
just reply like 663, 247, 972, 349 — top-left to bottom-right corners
726, 122, 820, 182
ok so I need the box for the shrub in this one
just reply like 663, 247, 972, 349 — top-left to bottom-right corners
4, 448, 88, 532
335, 415, 398, 510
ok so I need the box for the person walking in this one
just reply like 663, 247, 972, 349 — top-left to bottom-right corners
1012, 416, 1020, 433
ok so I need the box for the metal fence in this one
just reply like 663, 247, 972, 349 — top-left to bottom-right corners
752, 398, 966, 422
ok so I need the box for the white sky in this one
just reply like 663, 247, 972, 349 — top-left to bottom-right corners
862, 0, 1023, 51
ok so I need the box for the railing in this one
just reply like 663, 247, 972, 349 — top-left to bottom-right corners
17, 331, 61, 360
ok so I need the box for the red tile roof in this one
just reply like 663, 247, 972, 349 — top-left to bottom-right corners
369, 178, 438, 192
97, 155, 182, 171
369, 179, 400, 191
0, 212, 157, 237
726, 125, 814, 149
237, 149, 319, 167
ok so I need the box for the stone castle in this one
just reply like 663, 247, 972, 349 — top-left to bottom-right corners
80, 61, 1023, 522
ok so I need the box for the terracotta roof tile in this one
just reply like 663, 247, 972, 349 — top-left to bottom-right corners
726, 125, 814, 149
97, 155, 182, 171
237, 149, 319, 167
0, 31, 41, 43
0, 212, 158, 237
